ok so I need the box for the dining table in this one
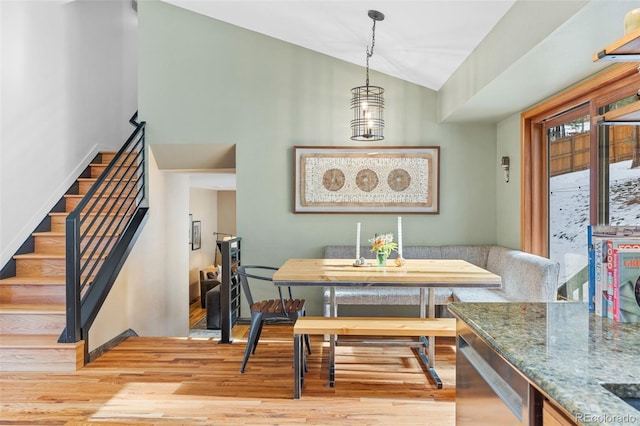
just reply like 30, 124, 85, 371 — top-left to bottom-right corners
272, 258, 502, 388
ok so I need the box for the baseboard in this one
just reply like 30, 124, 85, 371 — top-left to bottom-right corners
89, 328, 138, 362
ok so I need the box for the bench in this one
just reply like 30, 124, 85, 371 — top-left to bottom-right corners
292, 316, 456, 399
322, 245, 560, 317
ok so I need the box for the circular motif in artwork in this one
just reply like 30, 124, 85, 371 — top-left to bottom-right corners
322, 168, 346, 191
355, 169, 379, 192
387, 168, 411, 192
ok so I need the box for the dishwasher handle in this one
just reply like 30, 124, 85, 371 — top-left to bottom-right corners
459, 336, 524, 422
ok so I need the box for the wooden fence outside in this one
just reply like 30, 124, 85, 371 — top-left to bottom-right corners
550, 126, 638, 177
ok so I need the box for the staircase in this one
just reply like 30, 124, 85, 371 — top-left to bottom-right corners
0, 152, 131, 372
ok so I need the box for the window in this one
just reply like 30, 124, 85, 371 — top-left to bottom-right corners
546, 109, 591, 295
522, 63, 640, 299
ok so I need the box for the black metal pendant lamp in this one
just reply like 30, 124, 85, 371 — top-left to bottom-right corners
351, 10, 385, 141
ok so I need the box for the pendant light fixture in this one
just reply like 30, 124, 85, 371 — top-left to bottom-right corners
351, 10, 385, 141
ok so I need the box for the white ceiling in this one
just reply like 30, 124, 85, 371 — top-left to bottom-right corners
159, 0, 638, 190
163, 0, 517, 91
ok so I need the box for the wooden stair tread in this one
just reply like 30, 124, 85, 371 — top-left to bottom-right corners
0, 149, 121, 373
77, 177, 137, 182
0, 276, 66, 285
0, 303, 65, 313
89, 162, 136, 167
49, 211, 129, 217
64, 194, 135, 199
13, 253, 107, 260
32, 231, 119, 237
0, 334, 82, 348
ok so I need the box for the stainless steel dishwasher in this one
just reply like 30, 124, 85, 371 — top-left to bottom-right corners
456, 324, 536, 425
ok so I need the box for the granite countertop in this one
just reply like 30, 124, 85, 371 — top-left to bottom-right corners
448, 302, 640, 426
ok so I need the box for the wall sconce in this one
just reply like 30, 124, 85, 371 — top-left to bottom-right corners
501, 156, 510, 183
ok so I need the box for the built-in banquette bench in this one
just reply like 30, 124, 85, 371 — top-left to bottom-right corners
323, 245, 560, 316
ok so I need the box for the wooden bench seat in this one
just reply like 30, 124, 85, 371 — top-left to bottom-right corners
292, 316, 456, 399
294, 316, 456, 337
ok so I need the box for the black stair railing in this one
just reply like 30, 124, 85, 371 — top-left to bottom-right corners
60, 112, 147, 345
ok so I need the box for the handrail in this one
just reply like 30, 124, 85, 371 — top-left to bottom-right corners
60, 112, 146, 344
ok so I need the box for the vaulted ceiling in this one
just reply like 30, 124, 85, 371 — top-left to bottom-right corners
158, 1, 638, 189
162, 0, 636, 124
163, 0, 517, 91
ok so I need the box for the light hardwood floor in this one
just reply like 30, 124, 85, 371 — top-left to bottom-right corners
0, 300, 456, 425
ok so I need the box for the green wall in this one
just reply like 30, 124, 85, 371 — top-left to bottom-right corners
496, 113, 521, 250
139, 1, 498, 313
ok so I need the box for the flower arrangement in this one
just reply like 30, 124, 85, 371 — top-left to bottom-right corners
368, 233, 398, 256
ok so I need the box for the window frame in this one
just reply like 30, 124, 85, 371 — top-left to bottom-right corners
521, 63, 640, 257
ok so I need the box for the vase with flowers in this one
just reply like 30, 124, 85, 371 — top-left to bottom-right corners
369, 233, 398, 267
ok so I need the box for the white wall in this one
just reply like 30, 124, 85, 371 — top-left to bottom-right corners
90, 148, 190, 350
217, 191, 237, 238
0, 0, 138, 267
138, 1, 497, 315
189, 187, 218, 299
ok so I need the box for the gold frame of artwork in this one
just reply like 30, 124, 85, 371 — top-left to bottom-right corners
293, 146, 440, 213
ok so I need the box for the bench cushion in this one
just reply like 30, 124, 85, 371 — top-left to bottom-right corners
320, 244, 560, 313
324, 287, 453, 306
451, 288, 514, 303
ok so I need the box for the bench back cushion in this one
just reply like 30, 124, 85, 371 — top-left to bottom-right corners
323, 245, 443, 260
324, 246, 374, 259
440, 245, 491, 268
323, 245, 488, 264
486, 246, 559, 302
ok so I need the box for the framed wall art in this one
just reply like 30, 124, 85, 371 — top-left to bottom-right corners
191, 220, 201, 250
293, 146, 440, 213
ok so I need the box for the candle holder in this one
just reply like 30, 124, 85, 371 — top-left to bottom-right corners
394, 255, 406, 267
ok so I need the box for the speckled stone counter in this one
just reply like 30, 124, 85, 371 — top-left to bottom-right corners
448, 302, 640, 426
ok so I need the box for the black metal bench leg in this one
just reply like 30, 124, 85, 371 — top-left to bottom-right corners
294, 333, 303, 399
304, 334, 311, 355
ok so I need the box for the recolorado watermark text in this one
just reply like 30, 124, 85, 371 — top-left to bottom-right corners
575, 413, 638, 424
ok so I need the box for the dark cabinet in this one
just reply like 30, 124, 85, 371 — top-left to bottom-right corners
217, 237, 241, 343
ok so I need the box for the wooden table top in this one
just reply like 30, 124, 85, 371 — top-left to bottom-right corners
272, 258, 502, 288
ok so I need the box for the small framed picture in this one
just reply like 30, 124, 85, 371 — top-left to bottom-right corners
191, 220, 201, 250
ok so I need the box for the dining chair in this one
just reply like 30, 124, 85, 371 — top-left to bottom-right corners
237, 265, 311, 373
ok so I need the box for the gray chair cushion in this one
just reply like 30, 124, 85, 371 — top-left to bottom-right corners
452, 288, 514, 303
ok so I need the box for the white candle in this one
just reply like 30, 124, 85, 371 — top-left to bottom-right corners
397, 216, 403, 257
356, 222, 361, 259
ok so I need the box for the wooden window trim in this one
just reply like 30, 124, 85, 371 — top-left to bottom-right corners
521, 63, 640, 256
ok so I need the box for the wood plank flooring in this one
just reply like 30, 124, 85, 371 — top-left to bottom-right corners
0, 299, 456, 425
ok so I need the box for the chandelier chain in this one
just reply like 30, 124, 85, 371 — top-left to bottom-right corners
365, 19, 377, 87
